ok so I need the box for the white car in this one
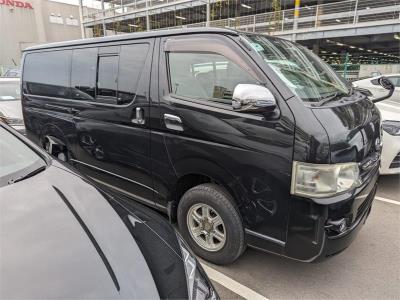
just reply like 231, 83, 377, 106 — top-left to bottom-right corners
353, 75, 400, 175
0, 78, 25, 133
353, 74, 400, 102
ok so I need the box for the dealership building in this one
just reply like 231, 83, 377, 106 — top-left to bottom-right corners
0, 0, 83, 71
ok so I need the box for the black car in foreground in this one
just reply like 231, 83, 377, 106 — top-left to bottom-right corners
0, 122, 218, 300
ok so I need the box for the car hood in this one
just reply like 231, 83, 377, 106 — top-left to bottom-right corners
376, 100, 400, 121
0, 162, 187, 299
0, 100, 22, 118
312, 98, 381, 164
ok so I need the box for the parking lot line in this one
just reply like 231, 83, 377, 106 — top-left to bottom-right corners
201, 263, 269, 300
375, 196, 400, 206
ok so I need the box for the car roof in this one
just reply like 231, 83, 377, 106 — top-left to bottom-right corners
24, 27, 240, 52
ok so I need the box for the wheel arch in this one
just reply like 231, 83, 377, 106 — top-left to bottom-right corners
167, 157, 248, 222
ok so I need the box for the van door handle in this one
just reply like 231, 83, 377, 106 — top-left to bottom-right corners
132, 107, 145, 125
164, 114, 183, 131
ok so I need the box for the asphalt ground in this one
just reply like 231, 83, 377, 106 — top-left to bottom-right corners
203, 175, 400, 300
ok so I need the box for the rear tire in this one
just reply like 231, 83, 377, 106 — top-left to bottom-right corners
177, 183, 245, 265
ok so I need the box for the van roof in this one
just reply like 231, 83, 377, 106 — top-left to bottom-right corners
24, 27, 240, 52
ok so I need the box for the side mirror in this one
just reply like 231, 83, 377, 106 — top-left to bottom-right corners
372, 76, 395, 103
232, 84, 276, 113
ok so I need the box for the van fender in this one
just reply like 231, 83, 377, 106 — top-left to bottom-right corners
172, 157, 251, 212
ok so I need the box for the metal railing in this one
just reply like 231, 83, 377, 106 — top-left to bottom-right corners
83, 0, 207, 23
82, 0, 400, 35
189, 0, 400, 34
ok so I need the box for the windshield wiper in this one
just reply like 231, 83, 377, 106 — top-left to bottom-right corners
313, 92, 340, 107
11, 165, 46, 184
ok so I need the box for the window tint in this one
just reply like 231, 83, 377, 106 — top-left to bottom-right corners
97, 55, 119, 104
23, 50, 72, 98
169, 52, 257, 105
118, 44, 149, 104
71, 48, 97, 101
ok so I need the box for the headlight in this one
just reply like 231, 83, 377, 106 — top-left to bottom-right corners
382, 120, 400, 136
291, 161, 360, 198
177, 236, 219, 300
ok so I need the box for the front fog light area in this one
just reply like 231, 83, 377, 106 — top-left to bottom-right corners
177, 236, 219, 300
291, 161, 360, 198
325, 218, 349, 234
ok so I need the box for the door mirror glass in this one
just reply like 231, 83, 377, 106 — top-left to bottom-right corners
232, 84, 276, 113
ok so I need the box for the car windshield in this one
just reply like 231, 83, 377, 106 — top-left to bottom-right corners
242, 34, 350, 103
0, 82, 20, 101
0, 127, 46, 187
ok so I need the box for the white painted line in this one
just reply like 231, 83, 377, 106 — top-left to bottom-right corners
201, 263, 269, 300
375, 196, 400, 206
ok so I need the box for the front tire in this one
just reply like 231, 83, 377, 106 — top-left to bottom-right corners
177, 183, 245, 265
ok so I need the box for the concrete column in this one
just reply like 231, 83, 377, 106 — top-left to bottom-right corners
206, 0, 210, 27
101, 0, 106, 36
78, 0, 85, 38
292, 0, 301, 41
146, 0, 150, 31
353, 0, 359, 24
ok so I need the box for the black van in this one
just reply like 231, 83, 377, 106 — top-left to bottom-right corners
21, 28, 387, 264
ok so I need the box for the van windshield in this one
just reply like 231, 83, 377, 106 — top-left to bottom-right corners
242, 34, 349, 104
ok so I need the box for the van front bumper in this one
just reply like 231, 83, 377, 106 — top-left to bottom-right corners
319, 180, 377, 259
246, 168, 379, 262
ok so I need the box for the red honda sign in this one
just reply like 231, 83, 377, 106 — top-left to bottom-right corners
0, 0, 33, 9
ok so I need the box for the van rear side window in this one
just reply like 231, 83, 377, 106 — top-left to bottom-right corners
71, 48, 97, 101
97, 55, 119, 104
23, 50, 72, 98
23, 43, 149, 105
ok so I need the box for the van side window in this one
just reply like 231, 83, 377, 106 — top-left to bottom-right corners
97, 55, 119, 104
71, 48, 97, 101
23, 50, 72, 98
168, 52, 257, 105
95, 44, 149, 105
118, 44, 149, 105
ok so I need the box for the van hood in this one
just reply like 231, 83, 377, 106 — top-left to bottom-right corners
311, 98, 381, 164
0, 162, 188, 299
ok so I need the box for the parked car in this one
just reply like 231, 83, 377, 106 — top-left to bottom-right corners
2, 68, 21, 78
353, 74, 400, 102
22, 28, 386, 264
0, 122, 218, 299
353, 75, 400, 175
0, 77, 24, 133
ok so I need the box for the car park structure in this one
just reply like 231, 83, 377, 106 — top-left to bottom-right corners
78, 0, 400, 79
